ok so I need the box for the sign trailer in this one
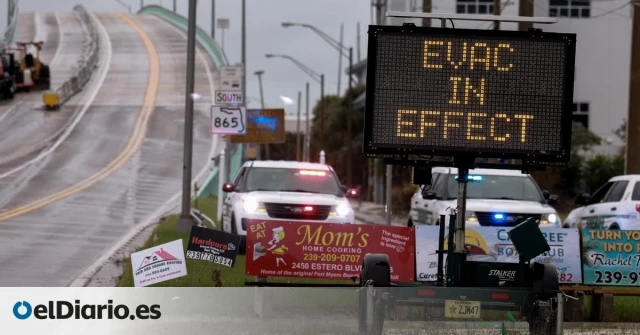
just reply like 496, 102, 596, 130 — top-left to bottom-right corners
242, 12, 577, 335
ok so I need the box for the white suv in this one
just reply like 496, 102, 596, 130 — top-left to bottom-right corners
408, 167, 561, 228
221, 160, 357, 252
564, 174, 640, 230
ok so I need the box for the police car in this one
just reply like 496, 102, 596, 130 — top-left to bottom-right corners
564, 174, 640, 230
408, 167, 561, 227
220, 160, 357, 252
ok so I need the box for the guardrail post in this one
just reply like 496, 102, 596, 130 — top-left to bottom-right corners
217, 149, 225, 224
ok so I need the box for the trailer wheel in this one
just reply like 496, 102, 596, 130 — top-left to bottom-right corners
528, 300, 557, 335
358, 254, 390, 335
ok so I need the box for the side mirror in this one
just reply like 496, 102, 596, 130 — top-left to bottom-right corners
575, 193, 590, 206
548, 194, 559, 205
542, 190, 550, 200
422, 191, 438, 200
340, 185, 349, 193
222, 183, 235, 193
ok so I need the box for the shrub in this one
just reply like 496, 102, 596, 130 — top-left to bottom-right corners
392, 184, 417, 215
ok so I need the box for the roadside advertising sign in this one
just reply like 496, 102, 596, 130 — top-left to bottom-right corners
581, 229, 640, 286
230, 108, 286, 144
415, 226, 582, 284
245, 220, 416, 283
186, 226, 242, 268
130, 239, 188, 287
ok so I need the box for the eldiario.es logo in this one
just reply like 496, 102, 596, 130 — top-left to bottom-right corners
13, 300, 161, 320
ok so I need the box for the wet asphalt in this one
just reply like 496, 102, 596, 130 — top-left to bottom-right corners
0, 13, 219, 286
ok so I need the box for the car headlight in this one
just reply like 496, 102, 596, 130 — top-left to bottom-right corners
331, 202, 352, 217
540, 213, 558, 225
242, 198, 265, 213
466, 211, 478, 222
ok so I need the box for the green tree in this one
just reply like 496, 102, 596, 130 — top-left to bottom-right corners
309, 85, 367, 186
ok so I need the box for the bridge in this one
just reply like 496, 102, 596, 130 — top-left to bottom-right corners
0, 5, 235, 286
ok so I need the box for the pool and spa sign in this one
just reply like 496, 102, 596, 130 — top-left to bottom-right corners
363, 26, 576, 162
131, 239, 187, 287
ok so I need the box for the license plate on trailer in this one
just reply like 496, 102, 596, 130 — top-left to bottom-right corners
444, 300, 481, 319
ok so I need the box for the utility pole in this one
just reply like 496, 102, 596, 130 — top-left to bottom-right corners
211, 0, 215, 39
319, 74, 325, 161
422, 0, 431, 27
337, 23, 344, 96
627, 3, 640, 174
347, 47, 353, 187
296, 90, 302, 161
493, 0, 501, 29
255, 70, 268, 160
373, 0, 386, 204
173, 0, 176, 12
177, 0, 198, 232
357, 22, 361, 61
140, 0, 144, 10
305, 82, 310, 162
518, 0, 534, 31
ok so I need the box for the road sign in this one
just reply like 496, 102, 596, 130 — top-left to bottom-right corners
230, 109, 286, 144
362, 25, 576, 163
211, 106, 247, 135
217, 18, 230, 29
219, 65, 243, 90
215, 90, 244, 105
220, 65, 243, 78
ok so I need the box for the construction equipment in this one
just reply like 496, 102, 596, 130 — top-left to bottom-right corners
0, 51, 16, 100
12, 41, 51, 92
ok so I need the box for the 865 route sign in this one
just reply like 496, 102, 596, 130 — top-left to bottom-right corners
363, 26, 577, 162
211, 106, 246, 135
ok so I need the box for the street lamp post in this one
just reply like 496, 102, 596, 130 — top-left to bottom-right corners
281, 22, 357, 88
265, 53, 325, 160
281, 21, 355, 179
255, 70, 268, 160
177, 0, 198, 232
296, 90, 302, 161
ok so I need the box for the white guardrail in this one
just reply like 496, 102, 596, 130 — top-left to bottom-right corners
45, 5, 100, 108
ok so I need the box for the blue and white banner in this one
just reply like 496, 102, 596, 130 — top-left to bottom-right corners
415, 225, 582, 284
582, 229, 640, 286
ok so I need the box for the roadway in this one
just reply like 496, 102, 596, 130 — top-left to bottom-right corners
0, 12, 219, 286
0, 11, 88, 195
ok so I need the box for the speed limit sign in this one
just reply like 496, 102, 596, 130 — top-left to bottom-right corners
211, 106, 247, 135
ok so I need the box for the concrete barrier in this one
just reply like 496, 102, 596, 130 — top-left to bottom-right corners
42, 5, 100, 108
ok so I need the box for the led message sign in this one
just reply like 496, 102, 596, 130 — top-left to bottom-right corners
363, 26, 576, 162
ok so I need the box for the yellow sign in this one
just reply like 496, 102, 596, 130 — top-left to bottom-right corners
230, 109, 285, 144
444, 300, 481, 320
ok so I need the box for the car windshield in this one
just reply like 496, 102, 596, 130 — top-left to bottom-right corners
245, 167, 341, 195
446, 174, 544, 202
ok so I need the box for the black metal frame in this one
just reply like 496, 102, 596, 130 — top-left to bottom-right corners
363, 24, 577, 163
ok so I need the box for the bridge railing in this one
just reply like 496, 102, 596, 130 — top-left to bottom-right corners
1, 0, 20, 52
45, 5, 100, 108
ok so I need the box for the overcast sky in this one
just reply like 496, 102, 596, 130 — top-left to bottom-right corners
2, 0, 373, 115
